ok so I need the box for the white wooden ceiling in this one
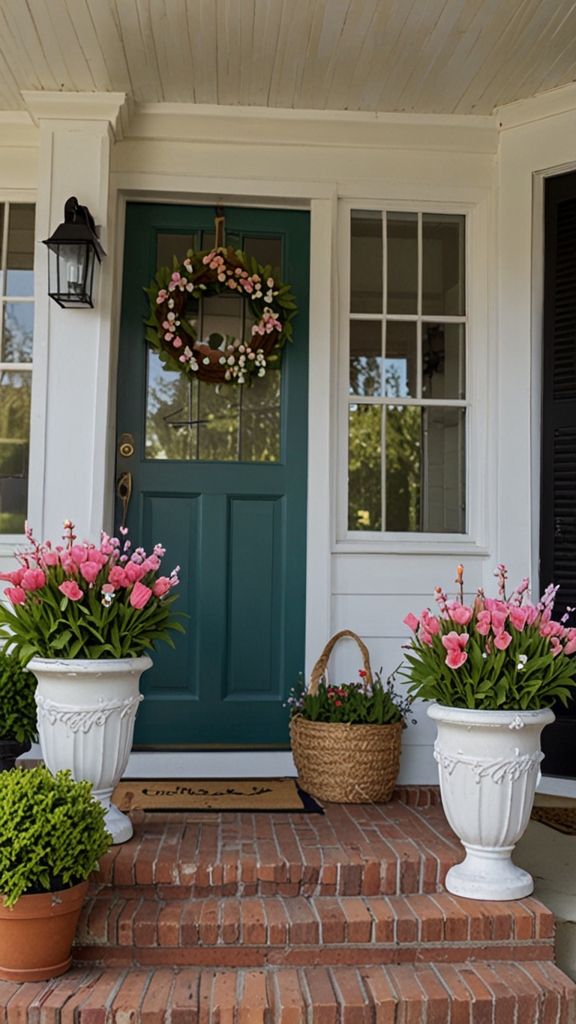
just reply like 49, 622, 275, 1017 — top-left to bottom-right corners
0, 0, 575, 116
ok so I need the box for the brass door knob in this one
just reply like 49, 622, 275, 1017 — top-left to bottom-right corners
119, 433, 135, 458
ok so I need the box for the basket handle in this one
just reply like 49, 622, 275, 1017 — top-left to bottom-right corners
308, 630, 373, 695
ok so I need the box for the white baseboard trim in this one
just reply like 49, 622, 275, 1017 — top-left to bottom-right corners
123, 750, 299, 778
537, 775, 576, 797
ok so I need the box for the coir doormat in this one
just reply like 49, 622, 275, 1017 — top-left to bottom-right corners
112, 777, 324, 813
530, 806, 576, 835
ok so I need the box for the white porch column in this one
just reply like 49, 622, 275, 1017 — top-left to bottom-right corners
22, 92, 128, 544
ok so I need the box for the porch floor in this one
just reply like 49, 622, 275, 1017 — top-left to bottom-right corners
2, 786, 575, 1023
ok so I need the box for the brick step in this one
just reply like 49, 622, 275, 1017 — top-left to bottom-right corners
73, 893, 556, 968
3, 962, 575, 1023
93, 796, 462, 898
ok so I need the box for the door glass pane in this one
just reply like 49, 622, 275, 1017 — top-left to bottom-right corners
387, 212, 417, 314
350, 211, 383, 314
156, 233, 196, 269
243, 237, 282, 270
2, 303, 34, 362
240, 370, 281, 462
422, 214, 465, 316
348, 404, 382, 530
0, 370, 30, 533
145, 352, 198, 461
422, 323, 465, 399
349, 320, 382, 396
6, 204, 35, 297
385, 405, 421, 531
385, 321, 416, 397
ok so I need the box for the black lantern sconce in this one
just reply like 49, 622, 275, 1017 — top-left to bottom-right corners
42, 197, 106, 308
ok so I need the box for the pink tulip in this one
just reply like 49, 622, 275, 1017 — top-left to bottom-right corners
550, 637, 563, 658
69, 545, 88, 566
420, 609, 440, 635
59, 580, 83, 601
6, 586, 26, 605
124, 561, 145, 584
420, 631, 433, 647
21, 568, 46, 591
565, 639, 576, 656
448, 602, 473, 626
476, 610, 491, 636
403, 613, 419, 632
129, 581, 152, 609
109, 566, 128, 588
87, 548, 108, 567
152, 577, 171, 597
141, 554, 161, 573
80, 561, 100, 584
442, 631, 469, 669
491, 610, 508, 633
102, 583, 115, 594
493, 630, 512, 650
509, 606, 528, 631
0, 569, 25, 585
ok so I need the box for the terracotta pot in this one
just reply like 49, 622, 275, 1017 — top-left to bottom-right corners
0, 880, 88, 982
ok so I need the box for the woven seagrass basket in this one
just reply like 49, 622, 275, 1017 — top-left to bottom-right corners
290, 630, 403, 804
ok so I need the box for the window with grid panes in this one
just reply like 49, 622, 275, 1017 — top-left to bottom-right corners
348, 210, 467, 534
0, 204, 34, 534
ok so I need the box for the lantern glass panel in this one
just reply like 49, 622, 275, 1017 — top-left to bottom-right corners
47, 241, 97, 308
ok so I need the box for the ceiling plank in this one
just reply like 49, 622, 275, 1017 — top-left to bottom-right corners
115, 0, 163, 103
0, 0, 58, 91
28, 0, 96, 92
84, 0, 132, 94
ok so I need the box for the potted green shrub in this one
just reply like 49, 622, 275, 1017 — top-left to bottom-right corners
402, 565, 576, 900
0, 520, 184, 844
0, 764, 111, 981
289, 630, 412, 803
0, 648, 37, 771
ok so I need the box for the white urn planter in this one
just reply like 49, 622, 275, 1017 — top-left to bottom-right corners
427, 703, 554, 900
30, 656, 151, 845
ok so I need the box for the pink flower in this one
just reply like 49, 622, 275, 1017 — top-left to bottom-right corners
442, 631, 469, 669
21, 568, 46, 591
565, 638, 576, 656
493, 630, 512, 650
153, 576, 171, 597
80, 561, 100, 584
447, 602, 473, 626
476, 610, 492, 636
6, 586, 26, 605
404, 613, 419, 632
109, 565, 128, 588
87, 548, 108, 567
509, 606, 528, 631
129, 581, 152, 609
550, 637, 563, 658
420, 609, 440, 635
491, 610, 508, 633
42, 550, 60, 567
102, 583, 115, 594
59, 580, 83, 601
0, 568, 25, 586
420, 631, 433, 647
141, 554, 161, 573
69, 545, 88, 566
124, 561, 145, 584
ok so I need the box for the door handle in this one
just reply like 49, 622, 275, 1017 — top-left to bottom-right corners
116, 471, 133, 530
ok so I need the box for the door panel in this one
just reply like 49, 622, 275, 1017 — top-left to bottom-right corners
116, 203, 310, 748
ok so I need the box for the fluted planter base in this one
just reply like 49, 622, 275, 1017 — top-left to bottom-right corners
427, 703, 554, 901
29, 656, 151, 844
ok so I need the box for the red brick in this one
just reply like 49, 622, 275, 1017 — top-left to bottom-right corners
340, 899, 372, 944
455, 966, 494, 1024
170, 968, 200, 1024
86, 897, 115, 943
430, 893, 470, 942
359, 967, 397, 1024
269, 969, 306, 1024
284, 897, 319, 944
6, 984, 48, 1024
489, 963, 540, 1024
109, 969, 150, 1024
314, 899, 346, 944
405, 896, 443, 943
472, 962, 516, 1024
38, 969, 93, 1024
134, 902, 160, 947
117, 900, 141, 946
265, 898, 290, 945
386, 897, 418, 944
198, 900, 220, 945
241, 900, 267, 945
134, 837, 163, 886
432, 965, 473, 1024
364, 899, 394, 944
211, 972, 238, 1024
509, 900, 535, 940
75, 969, 125, 1024
385, 966, 425, 1024
522, 898, 554, 939
412, 965, 451, 1024
157, 902, 182, 946
181, 901, 203, 945
329, 967, 370, 1024
178, 824, 201, 885
304, 968, 338, 1024
221, 901, 241, 944
60, 972, 104, 1024
140, 968, 175, 1024
237, 971, 269, 1024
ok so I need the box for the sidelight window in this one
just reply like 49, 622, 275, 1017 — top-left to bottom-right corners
0, 203, 34, 534
347, 208, 467, 534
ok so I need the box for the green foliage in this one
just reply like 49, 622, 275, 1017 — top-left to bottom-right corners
0, 766, 111, 907
0, 648, 37, 742
403, 626, 576, 711
288, 670, 412, 725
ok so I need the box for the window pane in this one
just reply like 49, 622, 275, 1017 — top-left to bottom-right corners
385, 405, 421, 531
0, 370, 30, 533
243, 237, 282, 271
197, 382, 240, 461
350, 211, 383, 314
145, 351, 198, 460
156, 233, 195, 269
348, 404, 382, 530
0, 205, 4, 294
422, 406, 466, 532
240, 369, 281, 462
6, 204, 35, 297
201, 292, 243, 346
422, 214, 465, 316
422, 323, 465, 399
387, 212, 417, 314
385, 321, 417, 397
3, 303, 34, 362
350, 320, 382, 396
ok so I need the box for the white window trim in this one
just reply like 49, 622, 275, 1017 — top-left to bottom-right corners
335, 195, 492, 555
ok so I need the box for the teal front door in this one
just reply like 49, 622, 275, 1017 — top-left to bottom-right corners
116, 203, 310, 749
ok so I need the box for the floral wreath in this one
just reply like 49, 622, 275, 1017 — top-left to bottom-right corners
145, 246, 298, 385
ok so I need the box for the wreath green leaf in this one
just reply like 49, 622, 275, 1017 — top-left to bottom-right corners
144, 245, 298, 386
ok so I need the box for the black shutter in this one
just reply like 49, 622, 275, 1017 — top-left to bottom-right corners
540, 171, 576, 778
